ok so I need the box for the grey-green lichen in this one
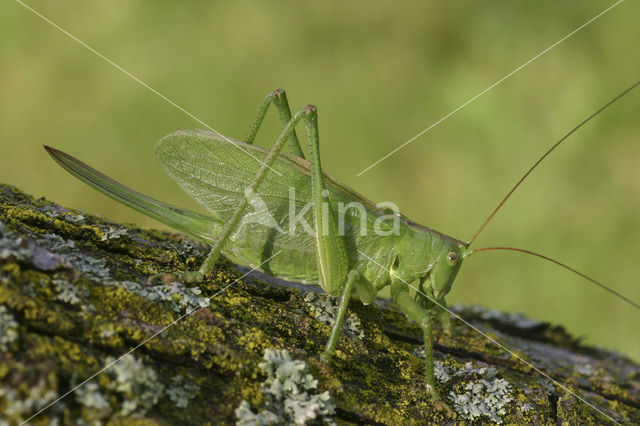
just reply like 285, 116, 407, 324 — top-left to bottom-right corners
39, 233, 111, 281
75, 382, 112, 424
235, 348, 335, 425
73, 354, 200, 424
100, 226, 128, 241
415, 356, 514, 423
103, 355, 165, 416
166, 375, 200, 408
444, 362, 513, 424
116, 280, 210, 314
0, 305, 18, 351
0, 379, 59, 425
520, 402, 533, 412
0, 222, 32, 262
304, 292, 363, 340
1, 183, 639, 424
449, 379, 512, 424
53, 279, 84, 305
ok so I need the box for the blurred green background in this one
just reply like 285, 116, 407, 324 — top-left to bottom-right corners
1, 1, 638, 361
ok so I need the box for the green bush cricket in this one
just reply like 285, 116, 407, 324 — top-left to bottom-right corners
45, 82, 640, 413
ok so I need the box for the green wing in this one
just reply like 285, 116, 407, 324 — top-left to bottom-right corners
44, 146, 220, 245
156, 130, 401, 281
44, 131, 401, 283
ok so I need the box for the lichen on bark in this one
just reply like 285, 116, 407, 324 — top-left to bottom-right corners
0, 183, 639, 425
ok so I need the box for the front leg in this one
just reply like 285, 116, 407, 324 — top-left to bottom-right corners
438, 296, 452, 335
391, 280, 454, 415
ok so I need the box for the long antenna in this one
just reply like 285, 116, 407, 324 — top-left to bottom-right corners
467, 79, 640, 246
471, 246, 640, 311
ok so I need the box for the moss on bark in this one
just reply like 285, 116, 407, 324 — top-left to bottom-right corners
0, 183, 638, 424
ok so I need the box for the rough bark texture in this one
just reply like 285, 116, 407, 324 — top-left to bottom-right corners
0, 183, 638, 425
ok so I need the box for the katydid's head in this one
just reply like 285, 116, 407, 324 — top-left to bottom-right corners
431, 241, 471, 300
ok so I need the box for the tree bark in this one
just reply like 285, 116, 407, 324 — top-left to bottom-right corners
0, 183, 638, 425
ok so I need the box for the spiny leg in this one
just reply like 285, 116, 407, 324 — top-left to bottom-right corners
322, 270, 359, 360
321, 269, 378, 360
391, 280, 454, 415
422, 314, 437, 395
304, 105, 349, 292
302, 104, 358, 362
245, 89, 305, 157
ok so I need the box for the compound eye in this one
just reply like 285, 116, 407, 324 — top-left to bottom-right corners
446, 251, 458, 266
